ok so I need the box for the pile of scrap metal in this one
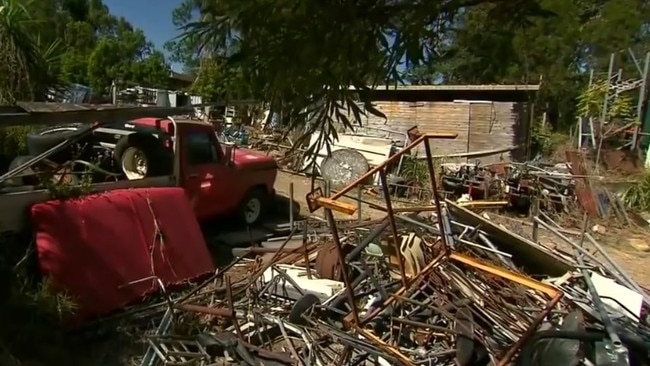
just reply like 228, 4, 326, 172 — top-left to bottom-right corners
132, 202, 650, 366
440, 161, 578, 215
132, 134, 648, 366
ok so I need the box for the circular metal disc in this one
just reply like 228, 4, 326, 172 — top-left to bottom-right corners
320, 148, 370, 190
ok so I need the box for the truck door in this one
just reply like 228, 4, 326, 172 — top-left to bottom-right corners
181, 128, 235, 220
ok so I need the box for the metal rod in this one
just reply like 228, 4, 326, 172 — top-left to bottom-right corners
574, 250, 626, 355
325, 208, 360, 325
357, 186, 363, 223
329, 133, 457, 200
496, 292, 563, 366
633, 52, 650, 150
595, 53, 616, 170
378, 169, 408, 287
289, 182, 295, 231
531, 196, 540, 243
423, 138, 448, 249
585, 233, 650, 304
323, 180, 330, 220
302, 221, 312, 279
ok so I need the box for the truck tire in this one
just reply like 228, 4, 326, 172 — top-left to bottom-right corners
26, 125, 82, 156
5, 155, 38, 186
239, 188, 268, 225
114, 133, 172, 180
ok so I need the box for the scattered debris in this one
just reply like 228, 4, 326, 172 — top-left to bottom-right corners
104, 134, 650, 366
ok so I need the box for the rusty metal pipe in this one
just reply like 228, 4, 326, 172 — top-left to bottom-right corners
378, 169, 408, 287
423, 138, 448, 249
330, 133, 457, 200
346, 218, 390, 261
496, 292, 563, 366
174, 303, 233, 318
325, 208, 361, 325
347, 250, 446, 326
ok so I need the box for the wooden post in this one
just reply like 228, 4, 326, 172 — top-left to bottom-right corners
531, 197, 540, 243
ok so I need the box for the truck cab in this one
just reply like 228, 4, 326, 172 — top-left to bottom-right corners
96, 117, 278, 224
173, 119, 277, 224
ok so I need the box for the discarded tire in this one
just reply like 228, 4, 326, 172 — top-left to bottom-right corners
288, 293, 321, 325
5, 155, 38, 186
26, 125, 83, 156
114, 132, 172, 180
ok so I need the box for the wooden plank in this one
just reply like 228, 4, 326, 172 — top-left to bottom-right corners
0, 102, 195, 127
445, 199, 572, 276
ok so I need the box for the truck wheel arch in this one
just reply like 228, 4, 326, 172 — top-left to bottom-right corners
113, 133, 172, 180
239, 186, 269, 225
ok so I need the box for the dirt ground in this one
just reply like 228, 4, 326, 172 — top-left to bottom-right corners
274, 170, 650, 289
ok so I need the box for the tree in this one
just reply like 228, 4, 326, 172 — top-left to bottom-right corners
405, 0, 650, 129
172, 0, 552, 149
164, 0, 202, 73
0, 0, 62, 103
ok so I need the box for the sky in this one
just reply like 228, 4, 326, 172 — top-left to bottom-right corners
104, 0, 185, 71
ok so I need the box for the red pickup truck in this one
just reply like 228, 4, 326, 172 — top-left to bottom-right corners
0, 117, 279, 232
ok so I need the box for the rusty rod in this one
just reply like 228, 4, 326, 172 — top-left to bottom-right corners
330, 133, 457, 200
302, 221, 312, 279
225, 275, 244, 339
346, 250, 446, 327
325, 208, 361, 325
423, 137, 449, 249
496, 292, 563, 366
378, 168, 408, 287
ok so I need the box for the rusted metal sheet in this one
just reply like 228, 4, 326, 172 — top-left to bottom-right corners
565, 150, 599, 217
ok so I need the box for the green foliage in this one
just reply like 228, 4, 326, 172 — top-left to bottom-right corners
401, 156, 430, 187
1, 0, 173, 108
406, 0, 649, 130
530, 123, 569, 157
577, 80, 636, 123
0, 232, 77, 363
0, 126, 33, 156
190, 58, 253, 102
173, 0, 552, 155
0, 0, 63, 104
44, 171, 93, 200
623, 172, 650, 211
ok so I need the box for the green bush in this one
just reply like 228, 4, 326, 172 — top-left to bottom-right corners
530, 123, 569, 157
0, 126, 33, 157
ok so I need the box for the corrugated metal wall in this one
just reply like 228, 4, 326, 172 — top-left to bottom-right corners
359, 101, 523, 162
468, 102, 519, 164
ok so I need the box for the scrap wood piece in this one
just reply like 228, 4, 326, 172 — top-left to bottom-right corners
445, 199, 572, 276
305, 187, 358, 215
449, 253, 558, 297
356, 327, 415, 366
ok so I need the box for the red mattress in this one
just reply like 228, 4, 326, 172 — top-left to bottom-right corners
31, 187, 215, 320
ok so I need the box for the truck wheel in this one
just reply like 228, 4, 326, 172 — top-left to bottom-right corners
26, 125, 83, 156
239, 189, 268, 225
114, 133, 171, 180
